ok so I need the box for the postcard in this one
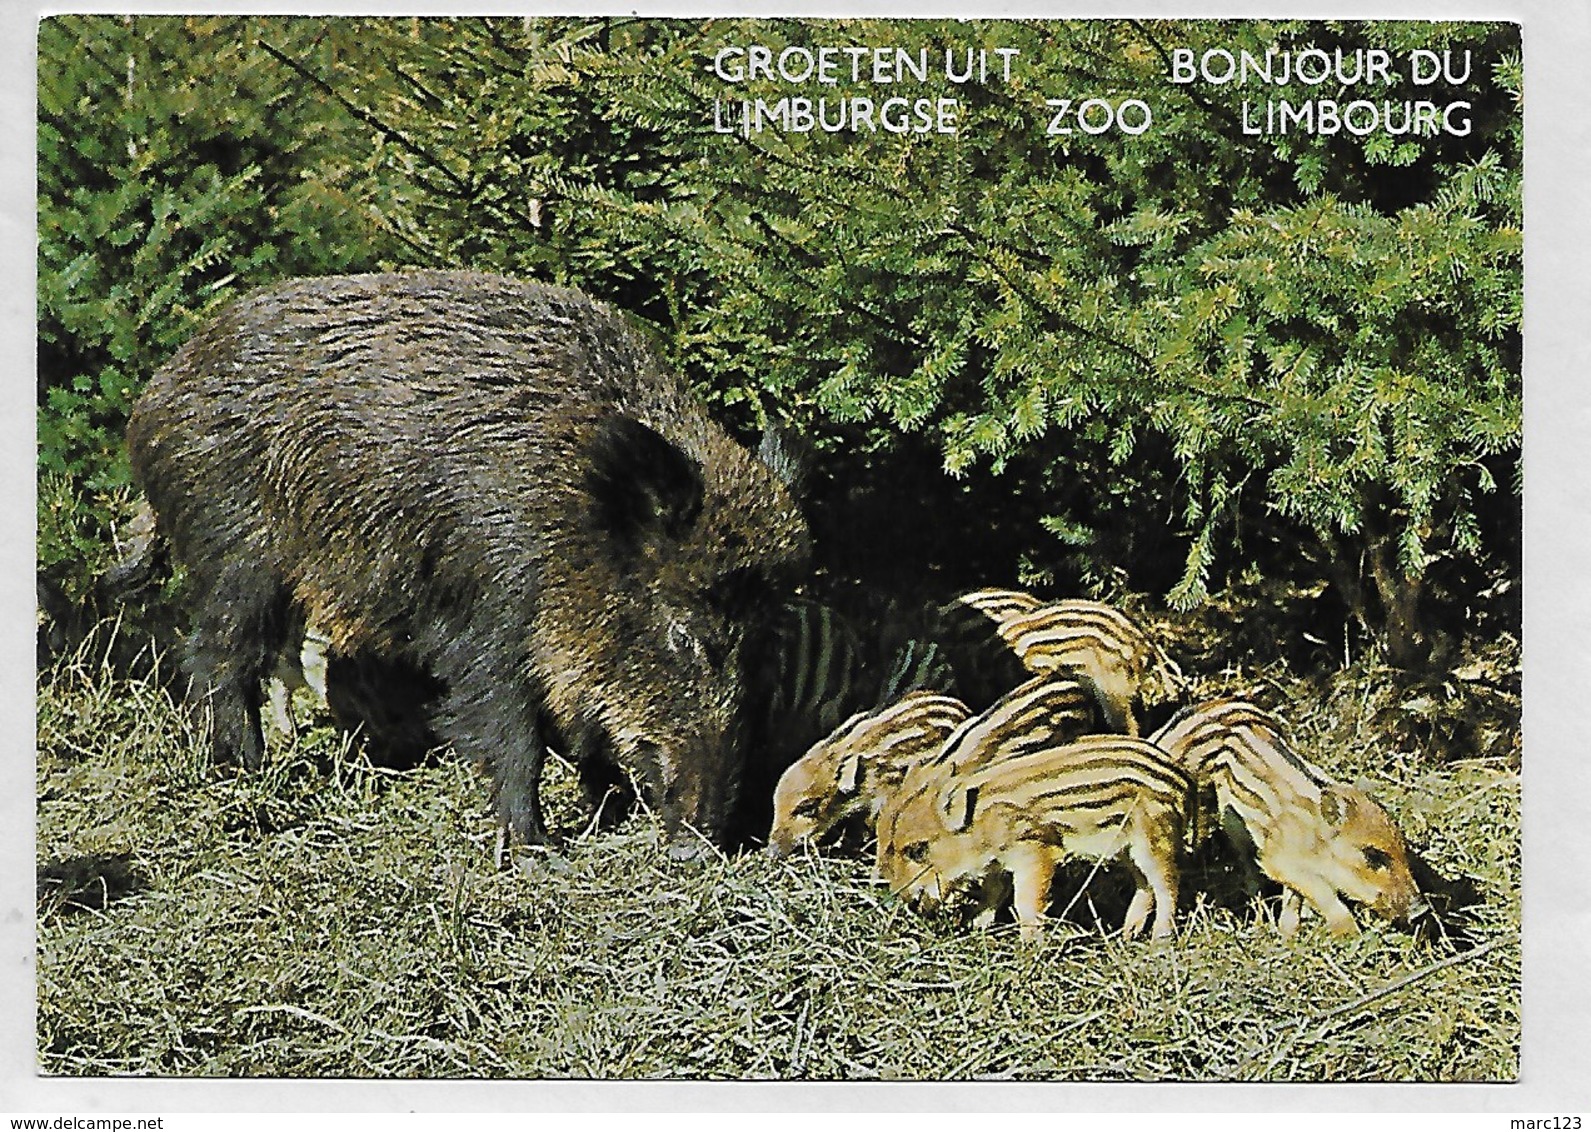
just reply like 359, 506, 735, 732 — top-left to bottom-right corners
18, 5, 1566, 1113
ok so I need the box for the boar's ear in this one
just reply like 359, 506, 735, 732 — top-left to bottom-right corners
756, 417, 812, 499
939, 781, 980, 832
585, 416, 704, 552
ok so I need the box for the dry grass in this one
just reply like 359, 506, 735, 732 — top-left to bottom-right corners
35, 623, 1520, 1081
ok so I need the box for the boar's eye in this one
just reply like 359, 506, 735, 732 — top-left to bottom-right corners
903, 840, 930, 863
708, 565, 769, 618
1362, 845, 1393, 871
667, 621, 702, 660
791, 797, 822, 819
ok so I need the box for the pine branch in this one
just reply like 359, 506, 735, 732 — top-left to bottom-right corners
257, 36, 475, 201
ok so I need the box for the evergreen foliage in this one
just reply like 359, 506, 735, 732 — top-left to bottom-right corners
36, 16, 400, 595
37, 16, 1521, 669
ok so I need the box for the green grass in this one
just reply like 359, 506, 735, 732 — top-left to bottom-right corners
36, 622, 1520, 1080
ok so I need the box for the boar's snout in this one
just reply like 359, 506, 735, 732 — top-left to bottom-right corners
639, 728, 747, 849
1374, 875, 1428, 927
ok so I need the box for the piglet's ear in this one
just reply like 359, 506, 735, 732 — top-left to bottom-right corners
585, 415, 704, 554
1319, 788, 1347, 828
836, 750, 863, 796
939, 782, 980, 832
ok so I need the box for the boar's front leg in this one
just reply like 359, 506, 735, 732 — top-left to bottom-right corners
567, 725, 638, 831
490, 719, 550, 849
431, 648, 552, 851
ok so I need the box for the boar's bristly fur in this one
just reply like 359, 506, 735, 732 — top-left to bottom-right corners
126, 270, 811, 848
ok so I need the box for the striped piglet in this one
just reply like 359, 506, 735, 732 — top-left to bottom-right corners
1151, 698, 1426, 936
767, 690, 972, 858
876, 734, 1200, 941
994, 598, 1186, 735
872, 673, 1104, 876
950, 586, 1047, 624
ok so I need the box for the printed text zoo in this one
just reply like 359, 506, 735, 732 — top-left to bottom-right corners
1045, 97, 1153, 136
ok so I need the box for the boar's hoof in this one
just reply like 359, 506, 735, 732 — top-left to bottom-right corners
665, 839, 714, 864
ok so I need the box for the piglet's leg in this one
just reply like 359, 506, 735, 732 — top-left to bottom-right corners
1284, 880, 1359, 938
969, 871, 1014, 930
1125, 817, 1181, 940
1121, 885, 1154, 940
1144, 849, 1181, 940
1279, 890, 1304, 936
1005, 844, 1055, 942
1321, 899, 1360, 938
1148, 866, 1179, 940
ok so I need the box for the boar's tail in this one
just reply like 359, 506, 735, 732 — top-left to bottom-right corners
100, 497, 167, 597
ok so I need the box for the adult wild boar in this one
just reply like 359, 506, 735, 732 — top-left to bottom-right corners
126, 270, 810, 849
